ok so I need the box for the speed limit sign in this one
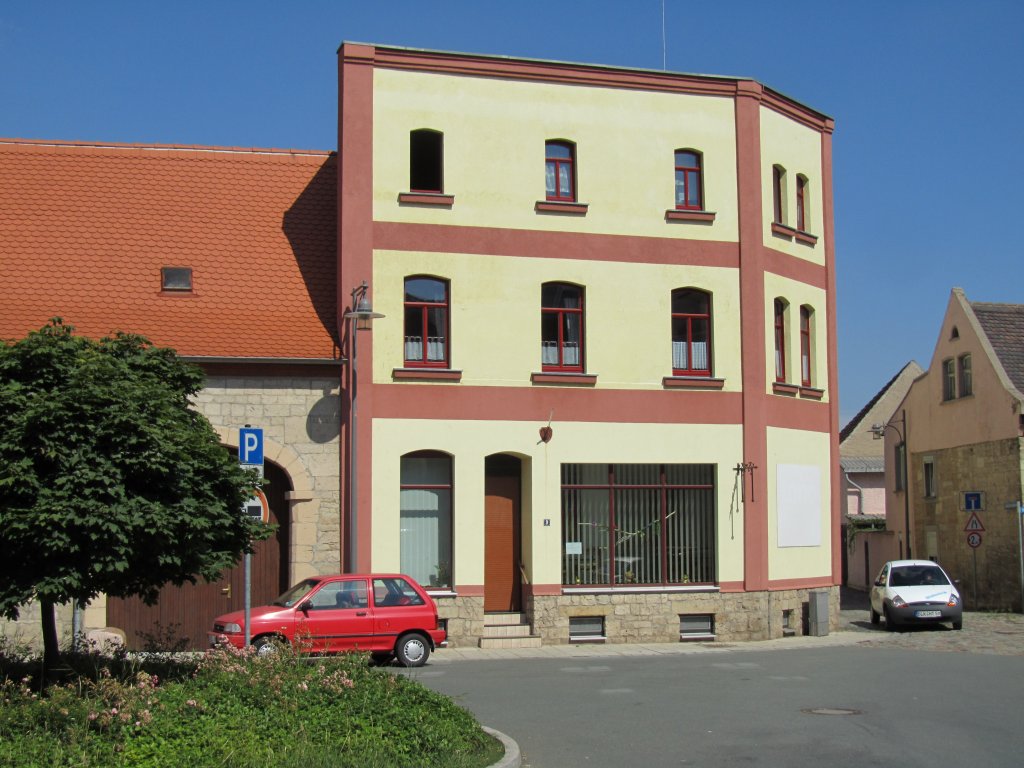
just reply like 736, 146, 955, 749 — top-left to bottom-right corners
967, 531, 982, 548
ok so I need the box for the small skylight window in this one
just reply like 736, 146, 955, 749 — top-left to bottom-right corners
161, 267, 193, 292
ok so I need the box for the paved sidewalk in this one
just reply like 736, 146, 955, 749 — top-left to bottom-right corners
433, 588, 1024, 664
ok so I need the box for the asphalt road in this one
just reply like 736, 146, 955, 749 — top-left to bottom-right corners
405, 646, 1024, 767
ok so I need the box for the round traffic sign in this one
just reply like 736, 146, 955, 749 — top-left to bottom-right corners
967, 531, 982, 548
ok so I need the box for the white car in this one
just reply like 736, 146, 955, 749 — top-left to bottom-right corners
870, 559, 962, 631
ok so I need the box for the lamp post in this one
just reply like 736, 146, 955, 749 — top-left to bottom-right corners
872, 410, 911, 559
344, 281, 384, 573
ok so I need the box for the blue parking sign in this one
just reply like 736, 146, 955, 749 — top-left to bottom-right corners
239, 427, 264, 473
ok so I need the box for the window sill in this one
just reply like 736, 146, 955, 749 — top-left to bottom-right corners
535, 200, 589, 215
392, 368, 462, 382
799, 386, 824, 400
663, 376, 725, 390
397, 192, 455, 207
562, 585, 719, 595
771, 222, 797, 239
665, 209, 716, 223
772, 381, 800, 396
569, 636, 607, 644
794, 229, 818, 245
531, 372, 597, 386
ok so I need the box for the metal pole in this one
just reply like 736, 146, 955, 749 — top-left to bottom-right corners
244, 552, 252, 646
349, 294, 359, 574
1017, 502, 1023, 614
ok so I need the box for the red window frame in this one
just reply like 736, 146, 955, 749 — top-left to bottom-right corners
541, 282, 584, 373
772, 165, 785, 224
403, 276, 449, 368
774, 299, 787, 382
671, 288, 712, 376
800, 306, 812, 387
545, 141, 576, 202
796, 175, 807, 231
674, 150, 703, 210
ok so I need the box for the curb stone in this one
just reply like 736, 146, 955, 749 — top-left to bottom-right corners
483, 726, 521, 768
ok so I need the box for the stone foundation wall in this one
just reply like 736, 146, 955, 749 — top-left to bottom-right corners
434, 587, 840, 647
0, 602, 73, 651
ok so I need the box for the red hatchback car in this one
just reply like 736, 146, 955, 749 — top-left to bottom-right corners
208, 574, 446, 667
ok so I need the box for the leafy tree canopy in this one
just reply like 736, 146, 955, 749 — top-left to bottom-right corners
0, 320, 267, 621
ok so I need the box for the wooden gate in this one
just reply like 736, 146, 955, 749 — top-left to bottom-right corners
106, 460, 292, 651
484, 455, 521, 613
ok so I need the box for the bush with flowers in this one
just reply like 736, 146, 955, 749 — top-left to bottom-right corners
0, 637, 503, 768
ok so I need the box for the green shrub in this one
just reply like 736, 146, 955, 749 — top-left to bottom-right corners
0, 640, 503, 768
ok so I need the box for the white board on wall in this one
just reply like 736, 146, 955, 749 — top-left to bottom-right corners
777, 464, 821, 547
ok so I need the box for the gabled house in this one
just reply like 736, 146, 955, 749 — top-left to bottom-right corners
839, 361, 921, 589
882, 288, 1024, 610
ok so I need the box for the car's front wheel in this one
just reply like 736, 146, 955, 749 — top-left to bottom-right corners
253, 635, 285, 657
870, 607, 880, 625
952, 619, 963, 630
884, 607, 898, 632
395, 633, 430, 667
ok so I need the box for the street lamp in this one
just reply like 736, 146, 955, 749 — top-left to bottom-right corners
871, 410, 911, 559
343, 281, 384, 572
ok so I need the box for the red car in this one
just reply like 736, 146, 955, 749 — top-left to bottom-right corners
208, 574, 446, 667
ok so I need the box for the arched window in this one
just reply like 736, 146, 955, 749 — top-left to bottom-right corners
774, 298, 788, 382
796, 174, 809, 232
671, 288, 712, 376
545, 140, 576, 202
800, 305, 813, 387
399, 451, 452, 589
541, 282, 584, 372
772, 165, 787, 225
410, 129, 443, 193
674, 150, 703, 210
404, 276, 449, 367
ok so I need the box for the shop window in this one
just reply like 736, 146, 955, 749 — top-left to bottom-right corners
404, 276, 449, 367
774, 298, 788, 382
541, 282, 584, 372
958, 354, 973, 397
561, 464, 716, 587
671, 288, 712, 376
410, 129, 443, 193
674, 149, 703, 210
400, 452, 453, 589
942, 358, 956, 401
545, 140, 576, 202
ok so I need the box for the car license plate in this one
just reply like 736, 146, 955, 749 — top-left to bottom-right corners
915, 610, 941, 618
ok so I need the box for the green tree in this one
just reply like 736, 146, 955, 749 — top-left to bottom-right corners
0, 320, 267, 668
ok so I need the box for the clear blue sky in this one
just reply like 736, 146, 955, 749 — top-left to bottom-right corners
3, 1, 1021, 425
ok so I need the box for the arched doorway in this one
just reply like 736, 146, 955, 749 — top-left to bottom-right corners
484, 454, 522, 613
106, 458, 292, 650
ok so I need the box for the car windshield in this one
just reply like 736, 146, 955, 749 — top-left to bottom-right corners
889, 565, 950, 587
273, 579, 321, 607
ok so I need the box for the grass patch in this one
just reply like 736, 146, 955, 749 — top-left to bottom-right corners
0, 638, 504, 768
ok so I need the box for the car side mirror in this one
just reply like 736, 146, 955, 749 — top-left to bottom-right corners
297, 601, 311, 614
874, 579, 884, 587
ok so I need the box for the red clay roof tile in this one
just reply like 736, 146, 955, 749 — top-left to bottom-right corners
0, 139, 338, 359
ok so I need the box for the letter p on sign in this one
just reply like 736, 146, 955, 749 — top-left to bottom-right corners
239, 427, 264, 475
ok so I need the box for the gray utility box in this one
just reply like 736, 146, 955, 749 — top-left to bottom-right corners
808, 590, 829, 637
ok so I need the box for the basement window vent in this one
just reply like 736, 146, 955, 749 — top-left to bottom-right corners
161, 267, 193, 292
679, 613, 715, 641
782, 609, 796, 637
569, 615, 606, 643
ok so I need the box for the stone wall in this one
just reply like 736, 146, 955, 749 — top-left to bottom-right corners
912, 438, 1023, 611
195, 374, 343, 580
0, 602, 73, 651
433, 595, 485, 647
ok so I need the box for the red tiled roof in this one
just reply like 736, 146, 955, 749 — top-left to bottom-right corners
0, 139, 338, 359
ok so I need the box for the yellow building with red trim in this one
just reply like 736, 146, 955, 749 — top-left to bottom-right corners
339, 45, 840, 645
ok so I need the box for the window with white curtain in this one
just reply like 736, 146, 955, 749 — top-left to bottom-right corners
404, 276, 449, 367
561, 464, 716, 587
541, 282, 584, 372
400, 452, 452, 588
671, 288, 712, 376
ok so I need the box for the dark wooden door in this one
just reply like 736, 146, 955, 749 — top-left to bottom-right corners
484, 455, 521, 613
107, 461, 291, 650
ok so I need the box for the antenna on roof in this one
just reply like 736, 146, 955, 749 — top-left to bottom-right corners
661, 0, 667, 70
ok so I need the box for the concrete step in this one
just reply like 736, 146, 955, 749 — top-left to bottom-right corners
479, 635, 543, 650
482, 622, 536, 638
484, 612, 528, 626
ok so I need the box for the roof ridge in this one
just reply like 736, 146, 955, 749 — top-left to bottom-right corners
0, 137, 333, 157
839, 361, 916, 443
